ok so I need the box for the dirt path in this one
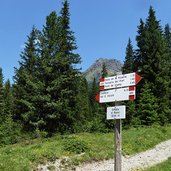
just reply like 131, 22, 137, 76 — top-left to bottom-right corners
76, 139, 171, 171
37, 139, 171, 171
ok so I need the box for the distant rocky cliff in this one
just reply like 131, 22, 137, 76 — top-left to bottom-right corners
83, 58, 123, 82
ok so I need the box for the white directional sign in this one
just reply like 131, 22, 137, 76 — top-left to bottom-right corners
99, 72, 142, 90
96, 86, 135, 103
107, 106, 126, 120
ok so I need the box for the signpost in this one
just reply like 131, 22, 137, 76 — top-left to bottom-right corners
99, 72, 142, 90
96, 86, 135, 103
96, 72, 142, 171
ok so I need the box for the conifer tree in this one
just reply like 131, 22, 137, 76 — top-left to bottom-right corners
38, 1, 81, 133
164, 24, 171, 122
0, 68, 4, 123
37, 11, 62, 133
138, 82, 159, 125
74, 76, 90, 131
164, 24, 171, 54
3, 80, 13, 117
135, 7, 171, 124
122, 38, 134, 74
122, 39, 136, 127
13, 26, 42, 131
56, 0, 81, 132
101, 62, 108, 78
135, 19, 146, 73
89, 77, 99, 116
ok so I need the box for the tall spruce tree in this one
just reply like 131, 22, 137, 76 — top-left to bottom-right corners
37, 11, 62, 133
164, 24, 171, 54
138, 82, 159, 125
0, 68, 4, 123
164, 24, 171, 122
122, 38, 134, 74
74, 76, 90, 131
89, 77, 99, 116
135, 6, 171, 124
122, 39, 136, 127
135, 19, 146, 73
38, 1, 81, 133
57, 0, 81, 132
101, 62, 108, 78
3, 80, 13, 117
13, 26, 42, 131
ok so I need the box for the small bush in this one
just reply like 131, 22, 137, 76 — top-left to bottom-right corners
0, 117, 23, 145
63, 138, 90, 154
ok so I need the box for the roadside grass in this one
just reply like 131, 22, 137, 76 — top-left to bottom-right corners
122, 125, 171, 155
145, 157, 171, 171
0, 126, 171, 170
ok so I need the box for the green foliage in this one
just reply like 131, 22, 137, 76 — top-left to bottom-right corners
101, 62, 108, 78
82, 117, 107, 133
0, 117, 24, 145
13, 26, 42, 132
89, 78, 99, 116
122, 38, 134, 73
63, 138, 89, 154
123, 100, 137, 127
0, 68, 4, 123
138, 82, 159, 125
122, 6, 171, 127
74, 76, 90, 132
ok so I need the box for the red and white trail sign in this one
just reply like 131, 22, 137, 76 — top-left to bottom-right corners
96, 86, 135, 103
99, 72, 142, 90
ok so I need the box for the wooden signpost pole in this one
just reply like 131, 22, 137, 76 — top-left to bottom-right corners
114, 72, 122, 171
114, 102, 122, 171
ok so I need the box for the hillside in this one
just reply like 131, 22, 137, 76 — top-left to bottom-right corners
83, 58, 123, 82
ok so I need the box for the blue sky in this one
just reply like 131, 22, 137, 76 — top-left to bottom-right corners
0, 0, 171, 82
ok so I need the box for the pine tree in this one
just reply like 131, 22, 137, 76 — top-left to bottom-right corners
13, 26, 42, 131
0, 68, 4, 123
37, 11, 62, 133
122, 39, 136, 127
135, 19, 146, 72
101, 62, 108, 78
74, 76, 90, 131
164, 24, 171, 54
164, 24, 171, 122
56, 0, 81, 133
122, 38, 134, 74
38, 1, 81, 133
135, 7, 171, 124
89, 77, 99, 116
3, 80, 13, 117
138, 82, 159, 125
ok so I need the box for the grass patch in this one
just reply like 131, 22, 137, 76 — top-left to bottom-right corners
122, 126, 171, 155
145, 157, 171, 171
0, 126, 171, 170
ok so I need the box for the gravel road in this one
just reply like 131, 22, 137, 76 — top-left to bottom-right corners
37, 139, 171, 171
76, 139, 171, 171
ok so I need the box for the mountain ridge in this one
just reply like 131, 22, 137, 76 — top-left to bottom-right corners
83, 58, 123, 82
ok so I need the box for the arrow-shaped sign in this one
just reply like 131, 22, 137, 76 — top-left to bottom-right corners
96, 86, 136, 103
99, 72, 142, 90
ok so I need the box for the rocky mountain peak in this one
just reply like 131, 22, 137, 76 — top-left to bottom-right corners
83, 58, 123, 82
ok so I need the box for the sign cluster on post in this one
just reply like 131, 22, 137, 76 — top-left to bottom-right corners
96, 72, 142, 107
95, 72, 142, 171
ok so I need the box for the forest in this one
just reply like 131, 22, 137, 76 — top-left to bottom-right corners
0, 0, 171, 145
